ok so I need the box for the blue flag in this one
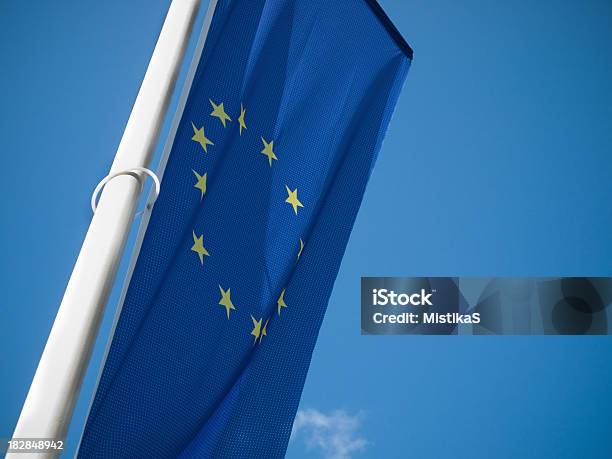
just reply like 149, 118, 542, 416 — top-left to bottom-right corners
79, 0, 411, 457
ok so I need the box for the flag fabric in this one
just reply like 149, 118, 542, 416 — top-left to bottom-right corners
79, 0, 411, 457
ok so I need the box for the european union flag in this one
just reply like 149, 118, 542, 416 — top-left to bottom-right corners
79, 0, 411, 457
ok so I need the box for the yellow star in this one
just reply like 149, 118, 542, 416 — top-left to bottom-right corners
277, 288, 288, 316
260, 318, 269, 343
209, 99, 232, 127
285, 185, 304, 215
218, 285, 236, 319
192, 170, 207, 200
237, 104, 247, 135
260, 137, 278, 167
297, 238, 304, 260
191, 122, 214, 152
250, 315, 262, 344
191, 230, 210, 265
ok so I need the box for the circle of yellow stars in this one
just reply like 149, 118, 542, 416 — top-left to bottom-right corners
187, 97, 306, 345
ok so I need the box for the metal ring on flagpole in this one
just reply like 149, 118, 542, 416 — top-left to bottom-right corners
91, 167, 161, 214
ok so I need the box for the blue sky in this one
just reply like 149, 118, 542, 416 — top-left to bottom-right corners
1, 1, 611, 458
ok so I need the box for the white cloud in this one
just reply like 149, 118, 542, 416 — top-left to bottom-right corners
291, 409, 367, 459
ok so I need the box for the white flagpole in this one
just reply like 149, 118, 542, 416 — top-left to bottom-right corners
8, 0, 200, 456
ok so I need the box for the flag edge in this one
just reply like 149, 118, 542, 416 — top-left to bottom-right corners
364, 0, 414, 60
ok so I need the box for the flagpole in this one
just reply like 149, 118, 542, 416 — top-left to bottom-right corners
8, 0, 200, 456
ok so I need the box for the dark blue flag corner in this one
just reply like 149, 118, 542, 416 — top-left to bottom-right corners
79, 0, 412, 457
